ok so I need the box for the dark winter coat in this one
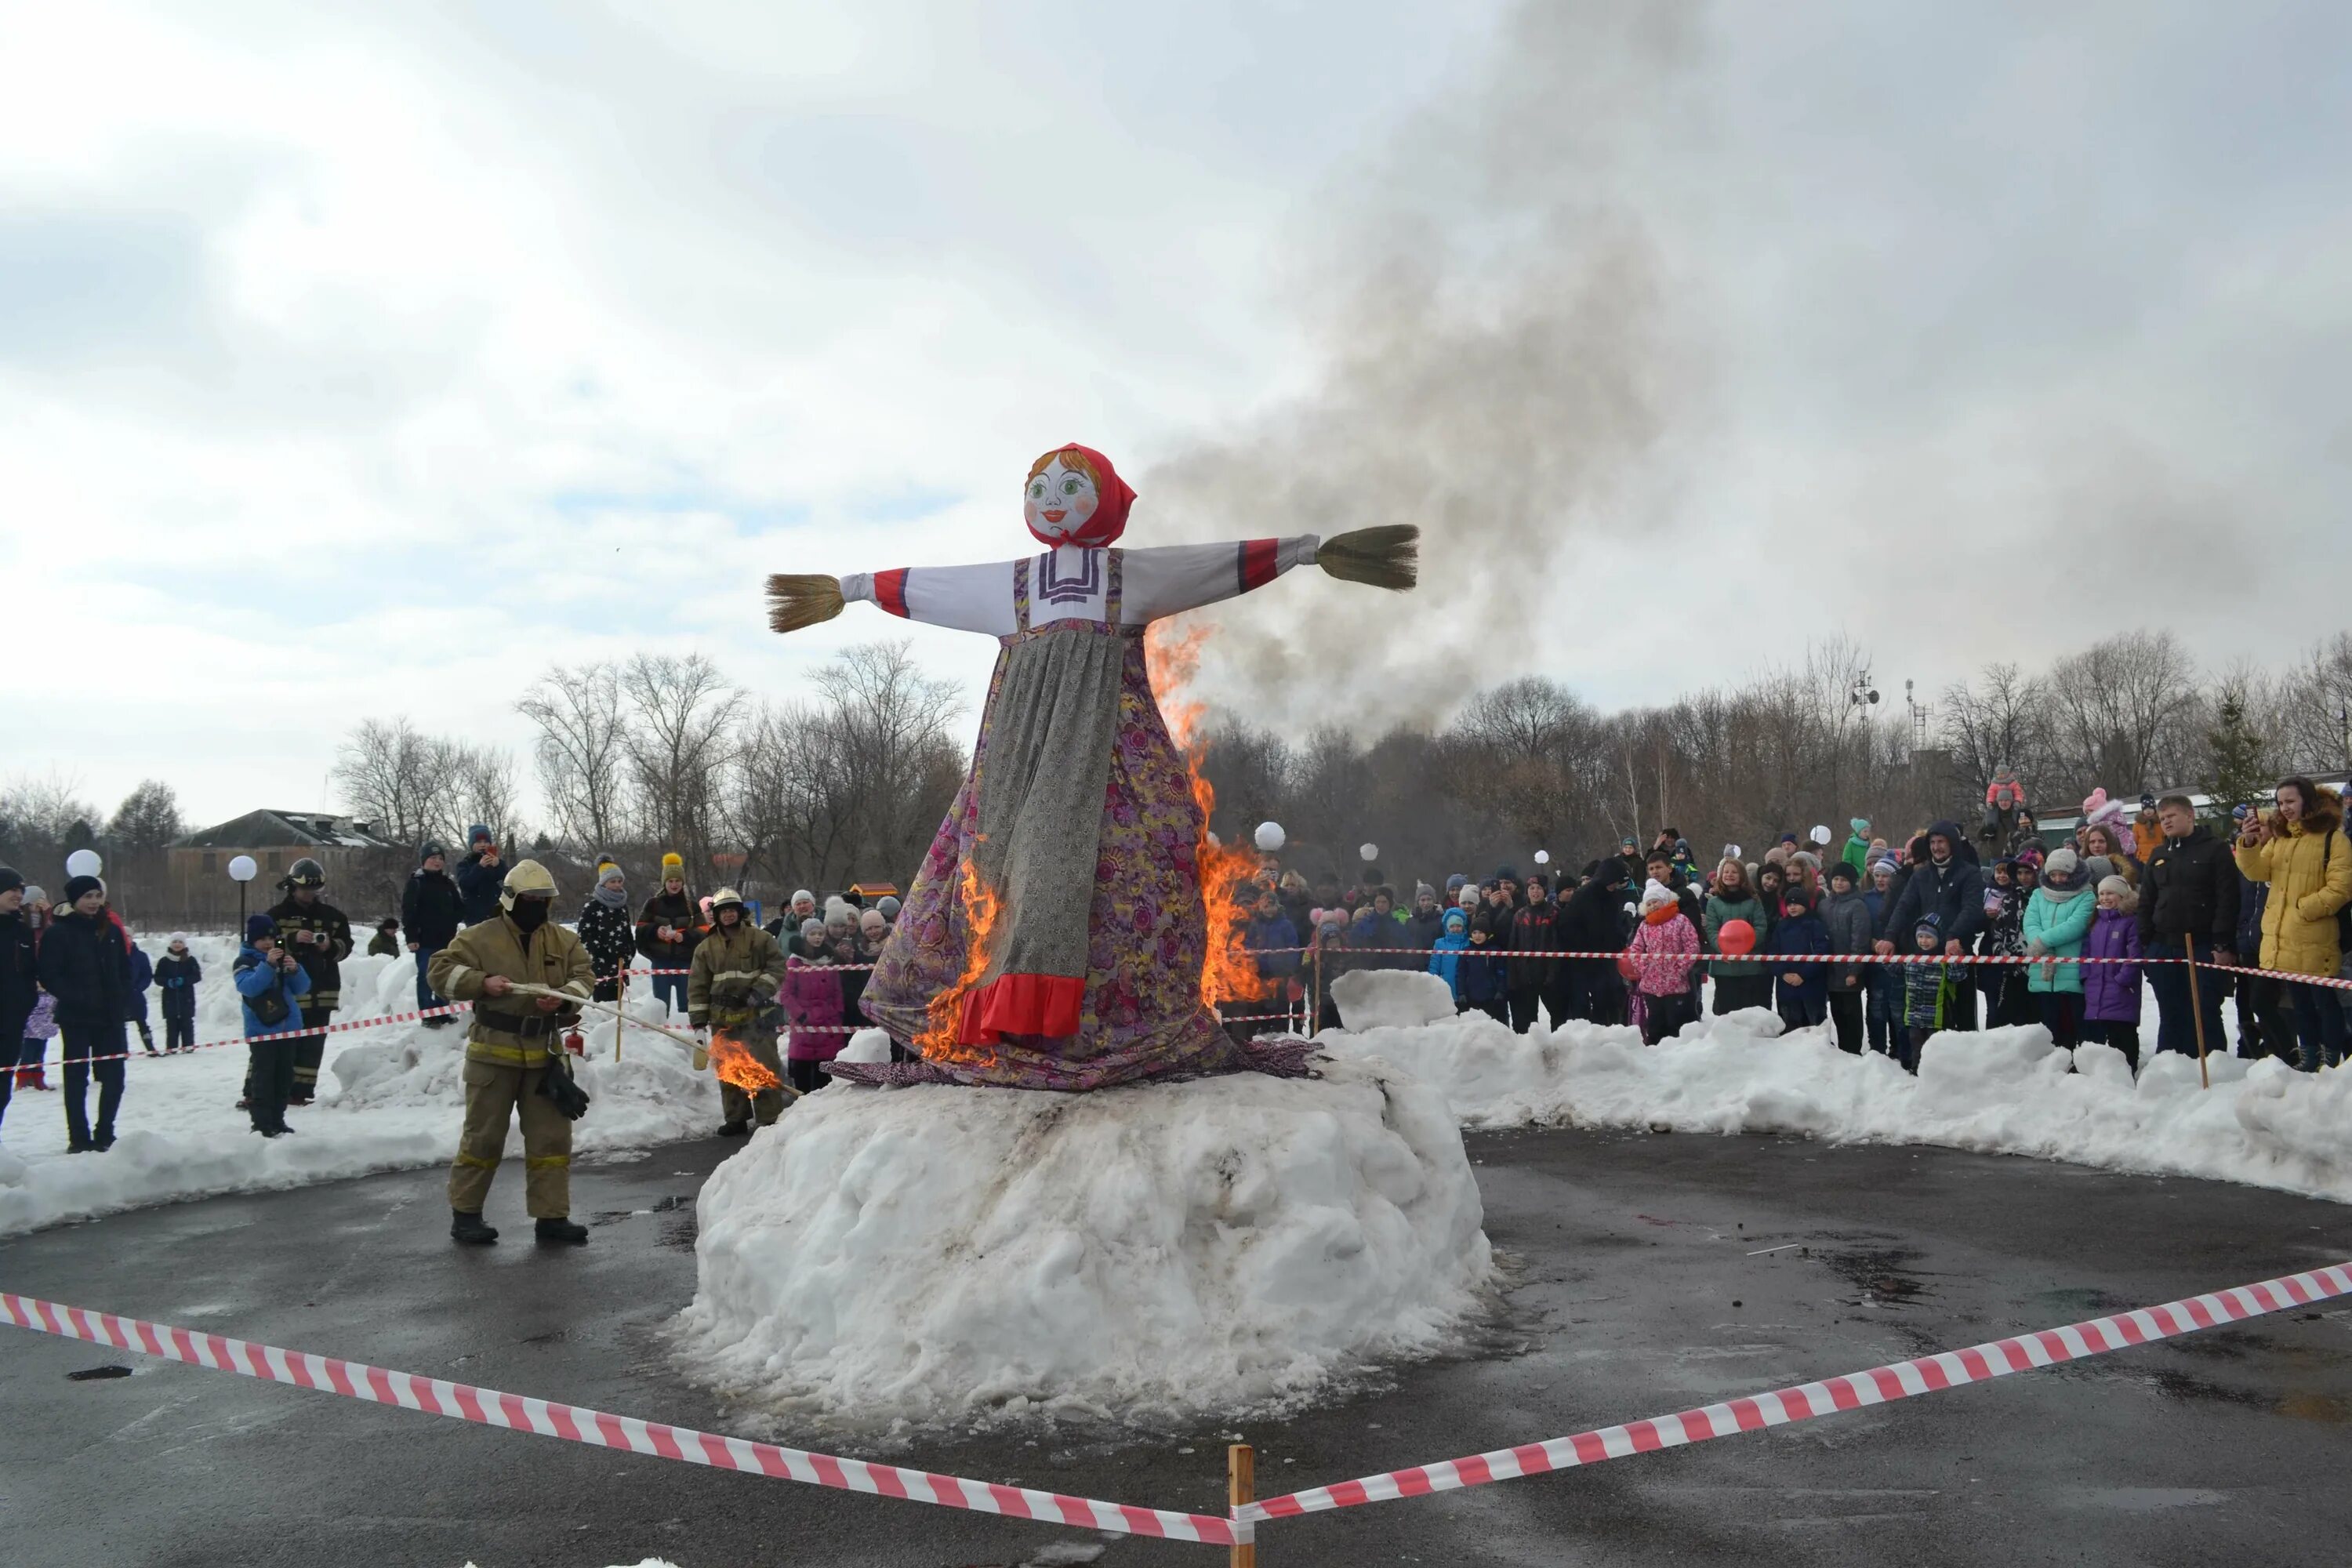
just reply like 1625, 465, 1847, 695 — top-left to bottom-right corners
1506, 900, 1564, 990
635, 889, 704, 974
1244, 913, 1301, 983
154, 952, 202, 1021
1819, 888, 1875, 993
0, 908, 38, 1034
38, 909, 132, 1030
576, 897, 637, 982
1884, 828, 1988, 950
1765, 903, 1834, 1011
267, 893, 353, 1011
454, 851, 504, 927
1458, 913, 1508, 1006
233, 946, 312, 1038
367, 927, 401, 957
1402, 906, 1449, 960
122, 942, 154, 1022
402, 867, 465, 948
2082, 907, 2144, 1024
2139, 825, 2241, 951
1559, 869, 1632, 956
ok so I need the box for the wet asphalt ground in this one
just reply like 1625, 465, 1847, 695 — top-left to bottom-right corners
4, 1127, 2351, 1568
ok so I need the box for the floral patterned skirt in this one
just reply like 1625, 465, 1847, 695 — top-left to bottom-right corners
842, 628, 1308, 1091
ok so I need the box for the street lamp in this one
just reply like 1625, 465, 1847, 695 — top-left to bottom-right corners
227, 854, 257, 938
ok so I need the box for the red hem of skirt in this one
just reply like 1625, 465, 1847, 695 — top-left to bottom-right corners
961, 972, 1085, 1044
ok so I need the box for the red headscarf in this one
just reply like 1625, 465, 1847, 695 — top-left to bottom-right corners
1025, 443, 1136, 548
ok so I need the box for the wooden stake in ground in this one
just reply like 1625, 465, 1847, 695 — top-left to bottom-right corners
2185, 945, 2212, 1089
1229, 1443, 1255, 1568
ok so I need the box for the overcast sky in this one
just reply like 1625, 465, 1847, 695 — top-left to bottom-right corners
6, 0, 2347, 831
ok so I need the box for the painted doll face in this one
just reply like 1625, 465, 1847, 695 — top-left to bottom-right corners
1025, 456, 1098, 542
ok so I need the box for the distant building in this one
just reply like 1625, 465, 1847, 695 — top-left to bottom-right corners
170, 810, 406, 917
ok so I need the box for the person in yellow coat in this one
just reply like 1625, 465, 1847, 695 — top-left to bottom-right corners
2233, 776, 2352, 1072
428, 859, 594, 1245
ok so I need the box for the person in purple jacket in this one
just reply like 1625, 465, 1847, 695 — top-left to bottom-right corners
783, 919, 847, 1095
2080, 876, 2146, 1071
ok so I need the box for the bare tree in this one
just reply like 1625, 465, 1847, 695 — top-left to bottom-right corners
621, 653, 744, 865
517, 662, 631, 852
2045, 630, 2202, 800
1941, 662, 2052, 801
330, 719, 448, 849
441, 742, 524, 851
2276, 631, 2352, 774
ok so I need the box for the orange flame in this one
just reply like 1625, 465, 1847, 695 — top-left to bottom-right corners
917, 849, 1001, 1065
1145, 619, 1272, 1012
708, 1031, 782, 1094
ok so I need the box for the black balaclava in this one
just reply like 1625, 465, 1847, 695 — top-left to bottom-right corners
509, 898, 551, 935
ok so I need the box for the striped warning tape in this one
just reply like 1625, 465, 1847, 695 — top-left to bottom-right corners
0, 1292, 1236, 1547
1238, 1259, 2352, 1522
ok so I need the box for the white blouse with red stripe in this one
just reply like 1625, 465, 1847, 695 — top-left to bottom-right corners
839, 538, 1320, 636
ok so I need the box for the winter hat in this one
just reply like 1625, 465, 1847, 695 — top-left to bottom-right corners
800, 917, 828, 945
1871, 855, 1900, 878
2041, 847, 2087, 891
1494, 865, 1520, 884
1593, 857, 1631, 890
791, 888, 816, 908
2080, 854, 2117, 887
1640, 878, 1675, 913
1849, 817, 1871, 836
659, 851, 684, 882
22, 884, 44, 906
593, 865, 628, 907
1414, 881, 1436, 902
2096, 874, 2137, 909
824, 897, 855, 930
877, 895, 901, 919
468, 824, 492, 846
1024, 442, 1137, 548
419, 840, 447, 862
0, 866, 20, 895
1779, 832, 1799, 846
62, 873, 103, 906
376, 915, 399, 929
1526, 871, 1552, 895
1444, 873, 1468, 894
1443, 907, 1467, 935
1826, 861, 1858, 888
1457, 884, 1479, 909
245, 913, 278, 944
1913, 913, 1943, 943
1620, 836, 1639, 851
168, 933, 191, 949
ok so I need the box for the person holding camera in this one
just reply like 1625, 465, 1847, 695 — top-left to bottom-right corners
265, 857, 353, 1105
234, 914, 313, 1137
2233, 777, 2352, 1071
428, 858, 593, 1246
454, 826, 505, 928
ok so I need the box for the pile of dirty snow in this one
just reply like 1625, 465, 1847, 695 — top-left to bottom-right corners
672, 1057, 1494, 1429
0, 939, 720, 1234
1319, 1007, 2352, 1204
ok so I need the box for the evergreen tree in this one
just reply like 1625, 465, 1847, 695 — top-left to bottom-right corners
2205, 690, 2269, 817
108, 779, 187, 857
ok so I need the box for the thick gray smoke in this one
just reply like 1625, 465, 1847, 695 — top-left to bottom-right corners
1142, 2, 1711, 728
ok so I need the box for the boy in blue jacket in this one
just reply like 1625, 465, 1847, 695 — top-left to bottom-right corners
234, 915, 311, 1138
1767, 884, 1834, 1030
1899, 915, 1953, 1074
1428, 906, 1472, 1004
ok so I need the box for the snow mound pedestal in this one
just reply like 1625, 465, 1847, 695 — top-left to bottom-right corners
1330, 969, 1457, 1029
672, 1058, 1494, 1429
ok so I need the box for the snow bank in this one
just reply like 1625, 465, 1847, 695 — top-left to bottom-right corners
672, 1058, 1494, 1430
0, 938, 720, 1235
1319, 1008, 2352, 1203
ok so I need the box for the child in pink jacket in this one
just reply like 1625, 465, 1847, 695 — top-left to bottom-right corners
1625, 880, 1701, 1044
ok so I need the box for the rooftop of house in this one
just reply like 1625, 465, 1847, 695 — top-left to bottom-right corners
176, 810, 405, 853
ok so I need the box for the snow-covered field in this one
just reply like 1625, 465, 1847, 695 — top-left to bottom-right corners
672, 1057, 1494, 1432
0, 934, 720, 1236
1319, 971, 2352, 1207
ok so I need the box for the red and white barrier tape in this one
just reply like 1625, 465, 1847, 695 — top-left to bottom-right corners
1270, 946, 2352, 989
1240, 1259, 2352, 1523
0, 1292, 1236, 1548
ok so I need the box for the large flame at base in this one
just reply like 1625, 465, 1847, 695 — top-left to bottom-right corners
916, 851, 1001, 1066
708, 1031, 782, 1094
1146, 619, 1273, 1016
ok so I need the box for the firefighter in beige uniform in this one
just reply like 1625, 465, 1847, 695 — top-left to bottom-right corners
687, 887, 792, 1134
427, 859, 593, 1245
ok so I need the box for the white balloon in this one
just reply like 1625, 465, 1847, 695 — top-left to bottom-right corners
1206, 830, 1221, 847
64, 848, 102, 879
227, 855, 258, 882
1533, 850, 1552, 866
1809, 824, 1834, 846
1254, 821, 1287, 853
1359, 842, 1380, 862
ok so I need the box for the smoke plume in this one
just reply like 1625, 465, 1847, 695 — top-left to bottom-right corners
1142, 2, 1712, 728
